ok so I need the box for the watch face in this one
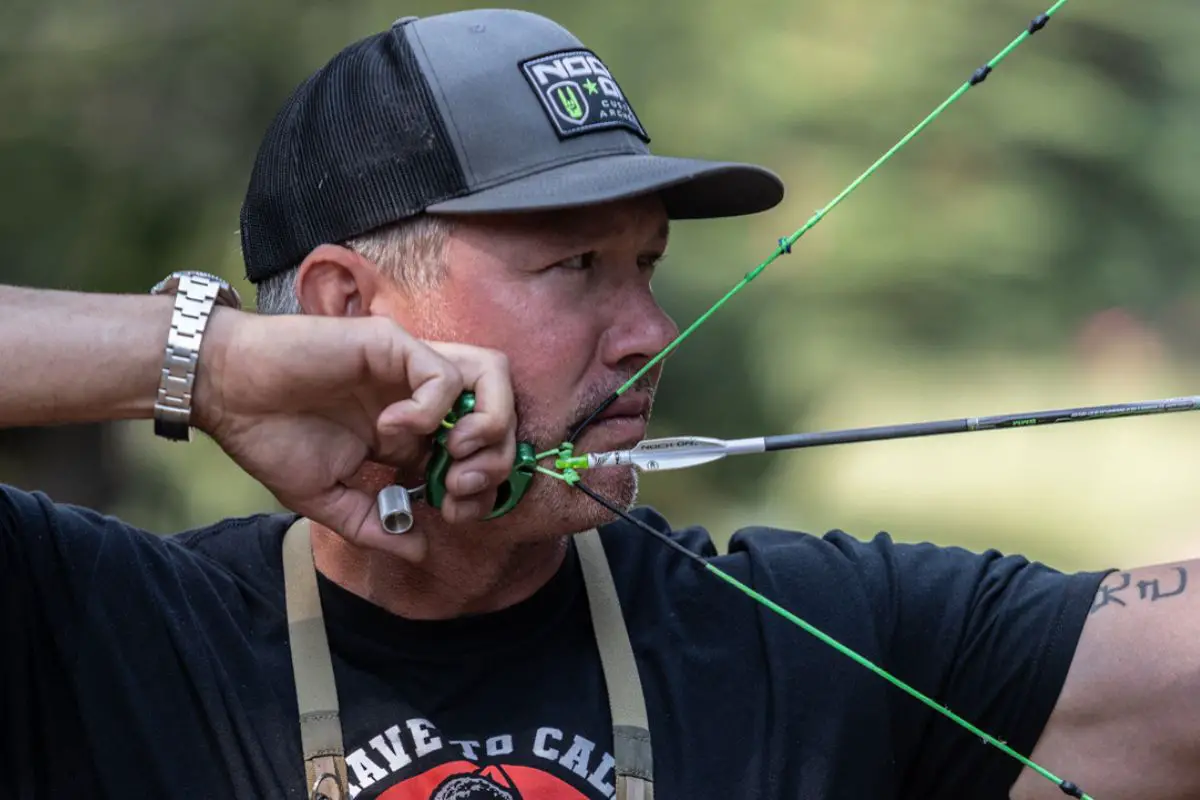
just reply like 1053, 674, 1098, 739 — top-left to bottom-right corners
150, 271, 241, 310
178, 270, 220, 282
152, 270, 218, 292
150, 274, 179, 295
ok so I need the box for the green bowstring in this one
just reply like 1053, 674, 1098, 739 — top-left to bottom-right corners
606, 0, 1072, 403
553, 2, 1092, 797
548, 466, 1092, 798
702, 566, 1083, 794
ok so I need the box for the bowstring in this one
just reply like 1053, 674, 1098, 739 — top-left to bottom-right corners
551, 2, 1092, 797
566, 0, 1067, 446
566, 478, 1089, 798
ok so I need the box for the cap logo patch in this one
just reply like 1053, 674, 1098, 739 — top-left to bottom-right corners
519, 49, 650, 142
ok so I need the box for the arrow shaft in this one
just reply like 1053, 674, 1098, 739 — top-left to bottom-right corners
573, 396, 1200, 473
763, 395, 1200, 453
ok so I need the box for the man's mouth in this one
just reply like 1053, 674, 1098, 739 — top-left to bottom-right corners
579, 393, 651, 446
593, 392, 651, 423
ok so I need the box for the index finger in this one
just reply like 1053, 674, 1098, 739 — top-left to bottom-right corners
372, 335, 465, 435
427, 343, 516, 452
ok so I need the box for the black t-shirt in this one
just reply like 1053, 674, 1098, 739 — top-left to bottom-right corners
1, 483, 1106, 800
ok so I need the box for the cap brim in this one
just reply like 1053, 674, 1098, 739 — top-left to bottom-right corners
425, 154, 784, 219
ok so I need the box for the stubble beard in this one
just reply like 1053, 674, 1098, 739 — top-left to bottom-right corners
410, 305, 653, 533
509, 377, 652, 536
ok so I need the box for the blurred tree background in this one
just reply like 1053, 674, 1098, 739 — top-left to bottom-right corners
2, 0, 1198, 572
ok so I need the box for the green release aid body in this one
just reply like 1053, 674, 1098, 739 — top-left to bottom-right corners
424, 392, 538, 514
376, 391, 538, 534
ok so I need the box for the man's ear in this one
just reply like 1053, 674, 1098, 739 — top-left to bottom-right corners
294, 244, 387, 318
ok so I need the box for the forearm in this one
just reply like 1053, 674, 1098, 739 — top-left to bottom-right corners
1015, 558, 1200, 799
0, 285, 188, 427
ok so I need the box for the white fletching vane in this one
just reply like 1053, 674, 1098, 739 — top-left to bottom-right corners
586, 436, 766, 472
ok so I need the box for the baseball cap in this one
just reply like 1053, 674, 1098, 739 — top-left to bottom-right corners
239, 9, 785, 284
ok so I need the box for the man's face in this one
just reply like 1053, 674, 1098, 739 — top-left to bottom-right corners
391, 194, 679, 533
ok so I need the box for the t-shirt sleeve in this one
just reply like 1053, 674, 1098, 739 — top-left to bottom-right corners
0, 482, 232, 794
0, 483, 120, 793
1, 484, 146, 660
727, 525, 1109, 798
1, 483, 295, 798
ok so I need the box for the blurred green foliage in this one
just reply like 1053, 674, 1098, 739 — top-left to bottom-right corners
2, 0, 1198, 572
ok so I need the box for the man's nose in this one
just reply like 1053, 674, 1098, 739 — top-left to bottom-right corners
600, 288, 680, 368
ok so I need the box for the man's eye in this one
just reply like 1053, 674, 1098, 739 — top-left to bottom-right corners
639, 253, 666, 271
555, 252, 595, 271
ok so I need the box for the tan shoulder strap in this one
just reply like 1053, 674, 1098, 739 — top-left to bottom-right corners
282, 518, 349, 800
280, 519, 652, 800
576, 528, 655, 800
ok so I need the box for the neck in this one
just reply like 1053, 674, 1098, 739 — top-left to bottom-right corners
311, 517, 569, 621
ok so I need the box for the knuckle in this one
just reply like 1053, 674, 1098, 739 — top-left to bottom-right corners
446, 433, 478, 459
410, 402, 450, 434
472, 412, 509, 442
443, 362, 465, 392
456, 451, 509, 486
453, 412, 511, 448
375, 315, 403, 336
494, 432, 516, 459
484, 447, 516, 477
485, 348, 511, 376
377, 432, 420, 461
363, 315, 394, 341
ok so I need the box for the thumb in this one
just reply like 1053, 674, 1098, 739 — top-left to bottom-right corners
302, 484, 430, 562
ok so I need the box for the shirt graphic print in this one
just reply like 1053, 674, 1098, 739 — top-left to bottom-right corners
347, 716, 616, 799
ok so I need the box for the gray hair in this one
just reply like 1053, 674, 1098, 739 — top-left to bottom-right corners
254, 214, 454, 315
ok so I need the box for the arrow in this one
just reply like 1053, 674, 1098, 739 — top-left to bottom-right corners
558, 395, 1200, 473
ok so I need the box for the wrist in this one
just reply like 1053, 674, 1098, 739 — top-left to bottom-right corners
190, 305, 239, 437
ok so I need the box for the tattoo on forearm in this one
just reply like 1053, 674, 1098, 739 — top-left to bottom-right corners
1091, 572, 1131, 613
1090, 567, 1189, 614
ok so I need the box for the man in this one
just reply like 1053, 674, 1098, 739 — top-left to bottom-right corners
1, 8, 1197, 800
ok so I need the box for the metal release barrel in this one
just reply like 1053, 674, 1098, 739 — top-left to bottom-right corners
377, 485, 415, 534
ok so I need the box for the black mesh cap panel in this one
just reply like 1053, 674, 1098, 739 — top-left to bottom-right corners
239, 24, 468, 283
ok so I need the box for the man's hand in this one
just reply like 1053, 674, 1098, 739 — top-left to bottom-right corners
196, 309, 517, 552
0, 285, 516, 555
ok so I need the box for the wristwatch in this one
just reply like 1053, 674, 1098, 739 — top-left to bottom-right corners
149, 271, 243, 441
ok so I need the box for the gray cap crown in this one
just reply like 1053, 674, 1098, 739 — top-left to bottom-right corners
239, 8, 784, 283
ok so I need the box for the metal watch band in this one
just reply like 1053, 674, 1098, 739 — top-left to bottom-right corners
153, 273, 234, 441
